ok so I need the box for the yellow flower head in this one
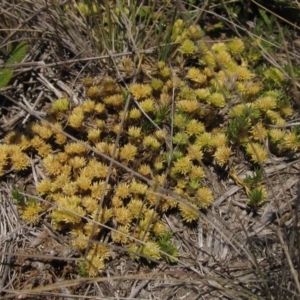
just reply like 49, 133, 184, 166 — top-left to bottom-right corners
234, 66, 254, 81
94, 103, 106, 114
187, 24, 203, 40
280, 105, 293, 117
69, 106, 84, 128
90, 180, 109, 199
171, 19, 185, 42
127, 198, 145, 218
95, 142, 117, 156
174, 113, 188, 128
82, 77, 93, 87
37, 179, 52, 195
130, 180, 148, 195
151, 221, 167, 236
189, 165, 205, 180
227, 38, 244, 54
82, 196, 98, 213
82, 99, 96, 113
140, 98, 155, 112
246, 142, 268, 163
129, 83, 152, 100
214, 146, 232, 167
120, 143, 137, 161
153, 156, 165, 171
199, 52, 216, 68
196, 132, 214, 149
31, 123, 53, 140
69, 156, 86, 169
141, 241, 161, 261
114, 206, 132, 225
187, 144, 203, 161
250, 122, 267, 141
243, 81, 262, 97
157, 60, 166, 69
138, 164, 152, 176
43, 154, 62, 175
212, 42, 227, 53
264, 67, 284, 85
129, 108, 142, 119
123, 57, 133, 75
160, 67, 172, 78
84, 255, 105, 277
87, 128, 101, 144
195, 88, 210, 100
269, 128, 285, 143
21, 201, 43, 224
255, 96, 277, 112
51, 98, 69, 113
151, 78, 164, 90
178, 99, 200, 113
111, 225, 130, 244
179, 201, 199, 222
212, 132, 228, 148
172, 156, 193, 175
76, 175, 91, 190
186, 119, 205, 136
179, 39, 196, 54
283, 132, 300, 151
104, 94, 123, 107
115, 182, 131, 199
208, 92, 226, 108
10, 149, 30, 171
196, 187, 213, 207
64, 142, 87, 155
87, 86, 101, 99
52, 173, 71, 191
215, 51, 233, 68
143, 135, 161, 149
128, 126, 142, 139
112, 195, 123, 208
186, 67, 207, 84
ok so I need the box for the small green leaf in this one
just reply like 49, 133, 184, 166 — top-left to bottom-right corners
7, 41, 28, 64
12, 189, 25, 206
28, 198, 37, 205
258, 8, 272, 28
0, 41, 28, 89
158, 232, 178, 263
244, 168, 263, 187
137, 6, 153, 18
248, 188, 266, 207
0, 68, 13, 89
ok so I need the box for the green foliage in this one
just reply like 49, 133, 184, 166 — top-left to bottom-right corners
157, 231, 178, 263
188, 179, 201, 191
291, 126, 300, 140
155, 104, 170, 125
244, 168, 263, 187
248, 187, 266, 207
78, 261, 89, 277
6, 41, 28, 64
11, 188, 25, 206
0, 68, 13, 90
137, 6, 153, 19
227, 117, 249, 142
0, 41, 28, 89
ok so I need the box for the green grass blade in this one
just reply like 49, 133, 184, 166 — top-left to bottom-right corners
6, 41, 28, 64
0, 68, 13, 89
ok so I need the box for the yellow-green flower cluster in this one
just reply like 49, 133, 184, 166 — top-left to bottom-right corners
2, 18, 298, 276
